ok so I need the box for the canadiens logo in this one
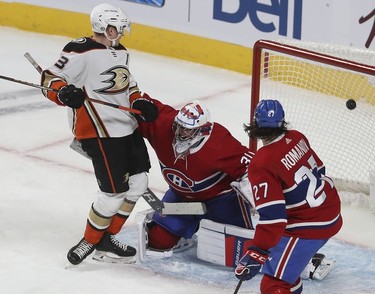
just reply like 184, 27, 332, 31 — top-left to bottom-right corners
162, 168, 194, 192
94, 66, 130, 94
161, 166, 225, 194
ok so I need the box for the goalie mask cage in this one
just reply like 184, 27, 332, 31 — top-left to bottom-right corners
250, 40, 375, 194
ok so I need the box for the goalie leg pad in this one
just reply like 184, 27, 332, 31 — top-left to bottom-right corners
135, 209, 174, 262
197, 219, 254, 267
135, 209, 198, 261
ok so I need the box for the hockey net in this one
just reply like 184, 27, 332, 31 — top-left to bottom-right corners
250, 40, 375, 195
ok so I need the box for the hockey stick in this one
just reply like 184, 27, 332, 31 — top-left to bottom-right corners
233, 260, 253, 293
24, 52, 42, 74
233, 277, 245, 294
142, 188, 207, 215
0, 73, 141, 114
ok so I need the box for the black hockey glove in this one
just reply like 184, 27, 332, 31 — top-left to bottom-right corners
132, 98, 158, 122
58, 84, 85, 109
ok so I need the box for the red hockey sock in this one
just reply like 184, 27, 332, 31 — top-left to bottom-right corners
106, 214, 128, 235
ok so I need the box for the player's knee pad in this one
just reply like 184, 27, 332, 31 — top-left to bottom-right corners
196, 219, 254, 267
93, 191, 127, 217
125, 172, 148, 202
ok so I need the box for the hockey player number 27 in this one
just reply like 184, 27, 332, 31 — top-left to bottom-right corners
294, 155, 327, 208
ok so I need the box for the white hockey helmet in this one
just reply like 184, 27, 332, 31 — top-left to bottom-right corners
90, 3, 131, 35
172, 100, 212, 159
174, 100, 211, 130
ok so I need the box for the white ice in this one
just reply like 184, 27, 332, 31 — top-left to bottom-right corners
0, 27, 374, 294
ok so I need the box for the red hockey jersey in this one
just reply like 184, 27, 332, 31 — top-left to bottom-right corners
137, 97, 253, 201
249, 130, 342, 250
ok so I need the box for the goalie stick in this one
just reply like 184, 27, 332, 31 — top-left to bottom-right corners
142, 189, 206, 215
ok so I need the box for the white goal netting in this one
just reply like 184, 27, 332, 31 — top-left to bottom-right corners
251, 40, 375, 194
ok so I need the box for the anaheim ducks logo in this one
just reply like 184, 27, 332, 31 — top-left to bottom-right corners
94, 66, 130, 94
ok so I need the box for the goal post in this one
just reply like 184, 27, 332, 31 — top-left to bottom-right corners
250, 39, 375, 194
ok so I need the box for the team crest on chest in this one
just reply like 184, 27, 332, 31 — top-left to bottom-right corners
162, 168, 194, 192
161, 166, 225, 194
94, 66, 130, 94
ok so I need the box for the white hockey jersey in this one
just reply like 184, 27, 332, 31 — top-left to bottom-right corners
41, 37, 140, 139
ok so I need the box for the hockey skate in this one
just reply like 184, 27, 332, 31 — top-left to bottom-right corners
173, 235, 197, 253
309, 253, 336, 280
92, 232, 137, 264
67, 238, 96, 265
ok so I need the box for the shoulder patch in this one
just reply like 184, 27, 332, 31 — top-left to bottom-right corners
71, 37, 87, 44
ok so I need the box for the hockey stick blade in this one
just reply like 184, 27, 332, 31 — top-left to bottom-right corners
162, 202, 207, 215
142, 189, 206, 215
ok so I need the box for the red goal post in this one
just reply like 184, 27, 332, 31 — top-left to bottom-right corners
250, 39, 375, 194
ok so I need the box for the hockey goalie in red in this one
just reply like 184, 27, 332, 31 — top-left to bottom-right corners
235, 99, 343, 293
136, 96, 255, 253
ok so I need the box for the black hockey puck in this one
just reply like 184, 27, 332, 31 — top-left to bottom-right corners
346, 99, 356, 110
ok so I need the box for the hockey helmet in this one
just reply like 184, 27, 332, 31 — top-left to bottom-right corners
175, 100, 211, 130
254, 99, 285, 128
90, 4, 131, 35
172, 100, 212, 159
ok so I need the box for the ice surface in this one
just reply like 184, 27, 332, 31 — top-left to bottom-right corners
0, 27, 374, 294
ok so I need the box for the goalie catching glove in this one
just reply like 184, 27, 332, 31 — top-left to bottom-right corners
230, 174, 255, 207
131, 94, 158, 122
57, 84, 85, 109
235, 246, 269, 281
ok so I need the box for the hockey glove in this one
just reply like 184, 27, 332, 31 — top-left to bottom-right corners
230, 175, 254, 206
235, 246, 269, 281
132, 98, 158, 122
58, 84, 85, 109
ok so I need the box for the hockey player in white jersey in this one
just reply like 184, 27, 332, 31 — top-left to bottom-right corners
41, 3, 158, 265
